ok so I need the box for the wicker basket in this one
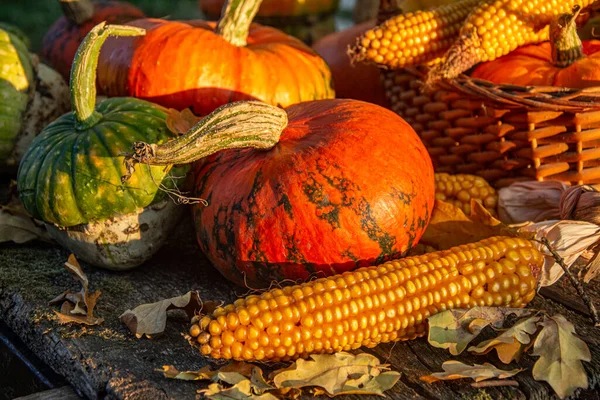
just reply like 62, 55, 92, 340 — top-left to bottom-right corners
385, 67, 600, 188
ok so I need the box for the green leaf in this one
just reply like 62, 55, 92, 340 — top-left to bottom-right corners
468, 315, 541, 363
427, 307, 533, 355
272, 352, 400, 397
532, 314, 591, 399
420, 361, 523, 383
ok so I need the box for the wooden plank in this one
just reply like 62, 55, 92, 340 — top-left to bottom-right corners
14, 386, 80, 400
2, 204, 600, 399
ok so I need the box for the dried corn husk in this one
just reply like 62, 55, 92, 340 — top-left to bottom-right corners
499, 181, 600, 225
498, 181, 568, 224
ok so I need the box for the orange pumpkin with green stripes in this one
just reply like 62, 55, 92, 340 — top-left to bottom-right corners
123, 99, 435, 288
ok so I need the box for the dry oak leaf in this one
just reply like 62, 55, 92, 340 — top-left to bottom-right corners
427, 307, 533, 355
120, 290, 213, 338
163, 362, 276, 399
50, 254, 103, 326
161, 361, 257, 383
200, 380, 279, 400
419, 200, 509, 251
420, 361, 523, 383
468, 314, 542, 364
0, 206, 50, 244
166, 108, 203, 135
532, 314, 591, 399
272, 352, 401, 397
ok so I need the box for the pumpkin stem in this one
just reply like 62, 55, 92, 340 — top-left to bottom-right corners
550, 5, 584, 68
121, 101, 287, 183
70, 22, 145, 130
59, 0, 95, 25
216, 0, 263, 46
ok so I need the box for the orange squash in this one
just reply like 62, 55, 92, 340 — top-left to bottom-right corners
313, 21, 389, 107
123, 99, 435, 288
97, 0, 334, 115
42, 0, 144, 80
471, 5, 600, 88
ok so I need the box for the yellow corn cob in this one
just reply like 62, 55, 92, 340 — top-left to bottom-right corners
349, 0, 480, 69
429, 0, 597, 80
189, 236, 541, 361
435, 173, 498, 216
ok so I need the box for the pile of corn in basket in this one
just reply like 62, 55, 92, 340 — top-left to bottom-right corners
350, 0, 600, 188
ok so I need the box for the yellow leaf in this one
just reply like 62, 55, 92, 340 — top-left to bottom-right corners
419, 200, 508, 251
468, 315, 541, 363
272, 352, 400, 397
420, 361, 522, 383
427, 307, 533, 355
532, 314, 591, 399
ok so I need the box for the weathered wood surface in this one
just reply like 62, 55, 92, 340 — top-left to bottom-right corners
14, 386, 80, 400
2, 204, 600, 399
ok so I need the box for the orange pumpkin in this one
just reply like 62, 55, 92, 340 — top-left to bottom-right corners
42, 0, 144, 80
471, 5, 600, 88
123, 99, 435, 288
97, 0, 334, 115
313, 21, 389, 107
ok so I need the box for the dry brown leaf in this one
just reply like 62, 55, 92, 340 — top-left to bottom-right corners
272, 352, 400, 397
532, 314, 591, 399
166, 108, 203, 135
0, 206, 51, 244
161, 362, 256, 382
120, 291, 206, 338
427, 307, 533, 355
53, 301, 104, 326
199, 380, 278, 400
468, 315, 541, 363
49, 254, 103, 326
420, 361, 523, 383
419, 200, 508, 250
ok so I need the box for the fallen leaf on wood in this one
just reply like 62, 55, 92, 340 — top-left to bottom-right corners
0, 206, 50, 244
53, 301, 104, 326
166, 108, 203, 135
468, 315, 541, 363
419, 200, 509, 250
519, 220, 600, 287
272, 352, 400, 397
420, 361, 523, 383
532, 314, 591, 399
49, 254, 103, 326
199, 380, 279, 400
427, 307, 533, 355
120, 291, 207, 338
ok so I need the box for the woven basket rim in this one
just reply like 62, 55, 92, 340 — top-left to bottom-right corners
406, 67, 600, 112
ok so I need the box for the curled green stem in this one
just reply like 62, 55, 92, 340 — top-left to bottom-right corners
216, 0, 263, 47
550, 5, 584, 68
70, 22, 145, 130
121, 101, 288, 183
